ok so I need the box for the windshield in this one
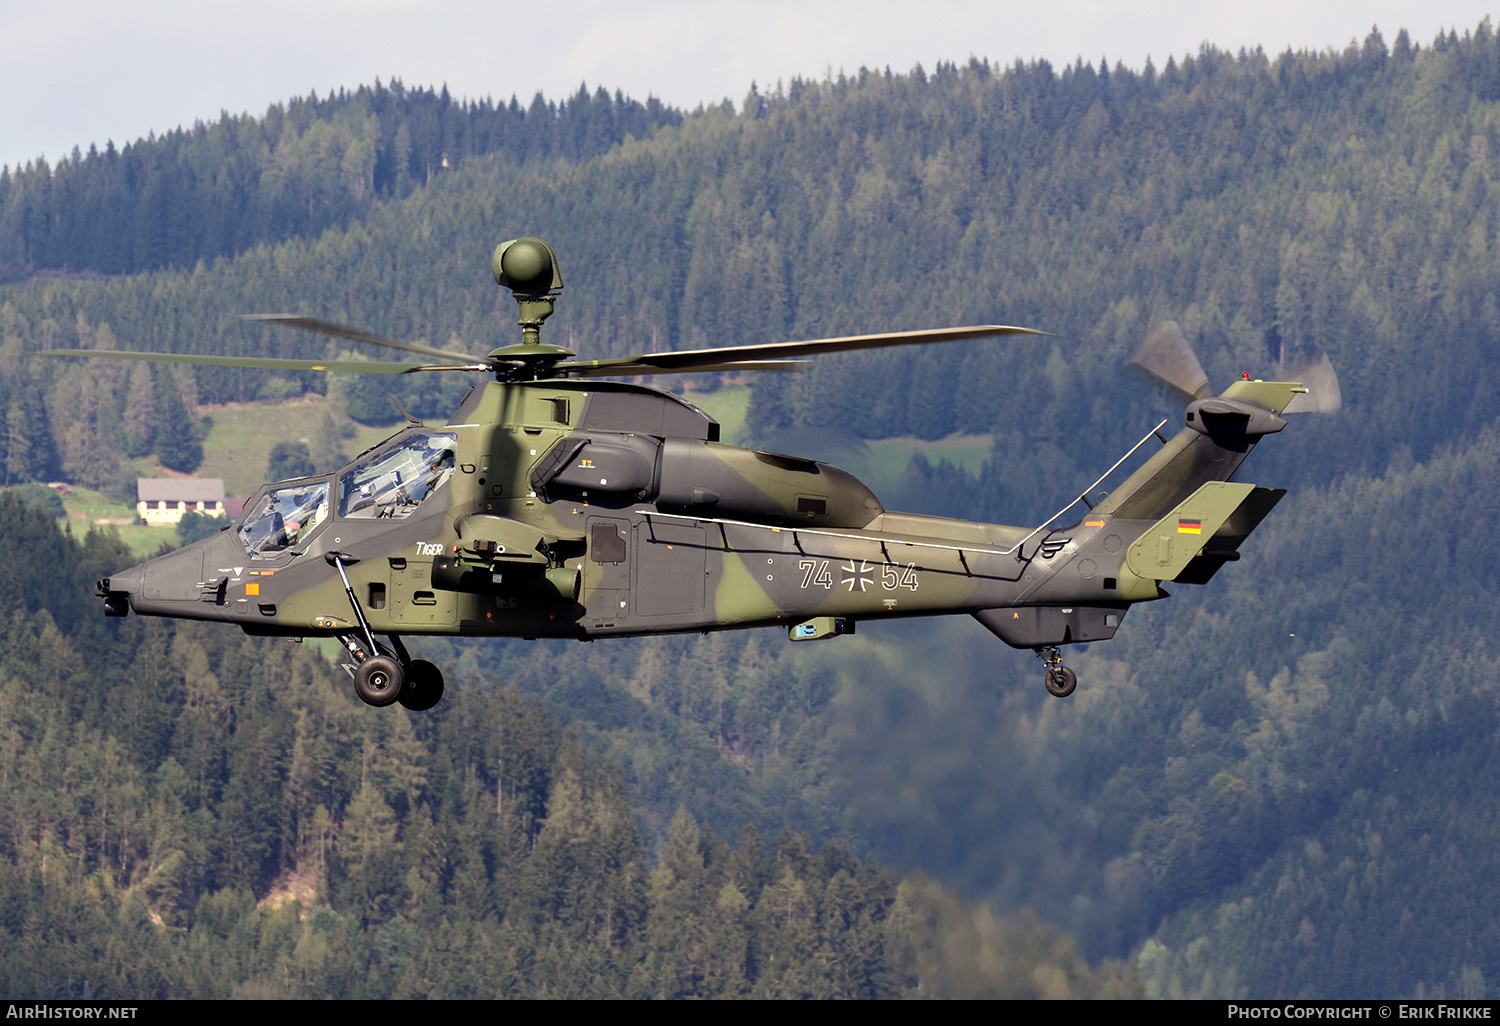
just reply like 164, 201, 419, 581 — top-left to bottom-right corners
339, 431, 457, 519
237, 481, 329, 558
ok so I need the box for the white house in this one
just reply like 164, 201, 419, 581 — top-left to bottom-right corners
136, 478, 227, 526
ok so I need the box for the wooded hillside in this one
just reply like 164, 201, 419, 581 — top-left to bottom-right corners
4, 20, 1500, 998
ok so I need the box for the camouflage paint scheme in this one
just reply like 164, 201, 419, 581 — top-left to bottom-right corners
101, 375, 1301, 656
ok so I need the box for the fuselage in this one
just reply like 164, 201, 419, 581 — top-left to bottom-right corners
101, 376, 1297, 652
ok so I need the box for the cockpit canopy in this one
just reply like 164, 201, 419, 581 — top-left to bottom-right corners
339, 431, 457, 519
232, 431, 458, 559
237, 481, 329, 558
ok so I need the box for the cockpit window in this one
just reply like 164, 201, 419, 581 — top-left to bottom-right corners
237, 481, 329, 558
339, 432, 457, 520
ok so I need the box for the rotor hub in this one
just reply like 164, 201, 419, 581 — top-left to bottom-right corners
485, 342, 578, 381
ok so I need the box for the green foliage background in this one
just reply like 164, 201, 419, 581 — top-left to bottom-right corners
3, 20, 1500, 998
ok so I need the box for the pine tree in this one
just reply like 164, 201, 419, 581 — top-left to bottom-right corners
266, 441, 315, 481
120, 363, 156, 458
6, 374, 56, 484
152, 369, 202, 473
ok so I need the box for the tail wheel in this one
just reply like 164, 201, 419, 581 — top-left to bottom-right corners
1044, 666, 1077, 699
354, 655, 405, 707
399, 659, 446, 712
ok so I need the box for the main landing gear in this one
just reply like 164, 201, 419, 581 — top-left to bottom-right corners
354, 653, 403, 706
1035, 646, 1078, 698
328, 551, 446, 711
338, 633, 447, 711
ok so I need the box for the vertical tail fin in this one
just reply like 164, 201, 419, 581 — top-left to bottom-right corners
1094, 379, 1303, 521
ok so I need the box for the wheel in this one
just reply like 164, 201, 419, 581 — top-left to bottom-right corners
398, 659, 446, 712
1044, 666, 1077, 698
354, 655, 405, 707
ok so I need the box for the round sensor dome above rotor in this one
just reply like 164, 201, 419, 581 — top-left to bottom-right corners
493, 237, 563, 294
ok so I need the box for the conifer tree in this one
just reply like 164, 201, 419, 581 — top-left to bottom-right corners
152, 369, 202, 473
120, 362, 156, 458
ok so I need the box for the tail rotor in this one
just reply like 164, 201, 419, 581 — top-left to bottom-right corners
1281, 353, 1343, 415
1128, 320, 1341, 414
1126, 321, 1212, 402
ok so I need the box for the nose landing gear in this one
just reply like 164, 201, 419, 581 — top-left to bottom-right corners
1036, 646, 1077, 698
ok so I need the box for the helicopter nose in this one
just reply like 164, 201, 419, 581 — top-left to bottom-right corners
97, 562, 146, 617
97, 538, 211, 618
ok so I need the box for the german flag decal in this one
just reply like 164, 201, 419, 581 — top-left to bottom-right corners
1177, 518, 1203, 535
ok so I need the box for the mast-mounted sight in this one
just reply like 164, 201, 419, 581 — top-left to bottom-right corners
493, 237, 564, 348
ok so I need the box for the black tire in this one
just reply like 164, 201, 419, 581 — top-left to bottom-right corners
1045, 666, 1077, 698
354, 655, 405, 707
398, 659, 446, 712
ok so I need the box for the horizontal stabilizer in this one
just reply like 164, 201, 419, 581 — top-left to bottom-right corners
1124, 481, 1256, 582
1175, 486, 1286, 584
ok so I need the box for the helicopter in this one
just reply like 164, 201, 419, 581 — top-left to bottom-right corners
49, 237, 1337, 710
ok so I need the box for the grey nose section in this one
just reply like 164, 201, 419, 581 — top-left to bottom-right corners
97, 562, 146, 617
141, 546, 205, 602
99, 542, 209, 617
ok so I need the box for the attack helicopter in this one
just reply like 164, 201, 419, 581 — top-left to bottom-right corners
51, 238, 1337, 711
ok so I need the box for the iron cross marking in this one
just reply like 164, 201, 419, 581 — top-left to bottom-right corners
841, 560, 874, 592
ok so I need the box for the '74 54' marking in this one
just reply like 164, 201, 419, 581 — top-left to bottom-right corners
798, 559, 918, 592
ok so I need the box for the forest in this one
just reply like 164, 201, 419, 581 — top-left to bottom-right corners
4, 18, 1500, 998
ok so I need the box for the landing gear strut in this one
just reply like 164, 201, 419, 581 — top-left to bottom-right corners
328, 551, 445, 711
1036, 646, 1078, 698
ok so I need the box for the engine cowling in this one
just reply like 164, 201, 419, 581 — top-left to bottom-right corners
531, 432, 884, 528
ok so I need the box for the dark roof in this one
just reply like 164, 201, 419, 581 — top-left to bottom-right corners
137, 478, 226, 503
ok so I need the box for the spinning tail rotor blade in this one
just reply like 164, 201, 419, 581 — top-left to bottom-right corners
1127, 321, 1213, 402
1282, 353, 1343, 414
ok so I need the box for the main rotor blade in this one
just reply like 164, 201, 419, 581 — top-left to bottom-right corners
1282, 354, 1343, 414
38, 349, 489, 375
1127, 321, 1212, 402
554, 324, 1046, 377
558, 359, 813, 378
244, 315, 488, 365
